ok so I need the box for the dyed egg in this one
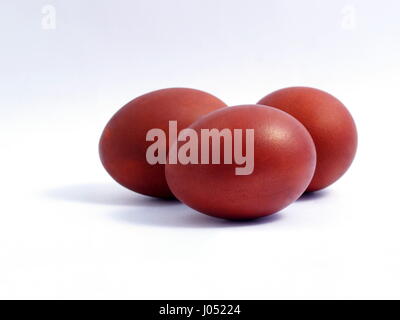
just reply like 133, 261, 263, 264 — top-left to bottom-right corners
258, 87, 357, 191
99, 88, 227, 198
165, 105, 316, 220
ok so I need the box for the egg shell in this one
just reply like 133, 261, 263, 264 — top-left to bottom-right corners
99, 88, 227, 198
258, 87, 357, 191
165, 105, 317, 220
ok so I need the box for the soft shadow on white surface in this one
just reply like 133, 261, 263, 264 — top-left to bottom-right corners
45, 183, 176, 207
45, 183, 284, 228
110, 206, 283, 229
297, 189, 331, 202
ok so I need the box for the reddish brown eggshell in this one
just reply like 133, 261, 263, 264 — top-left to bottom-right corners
258, 87, 357, 191
99, 88, 227, 198
165, 105, 317, 220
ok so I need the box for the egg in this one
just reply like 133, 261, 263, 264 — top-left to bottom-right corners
258, 87, 357, 191
99, 88, 227, 198
165, 105, 316, 220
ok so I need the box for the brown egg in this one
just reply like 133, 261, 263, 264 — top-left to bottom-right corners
165, 105, 316, 220
258, 87, 357, 191
99, 88, 227, 198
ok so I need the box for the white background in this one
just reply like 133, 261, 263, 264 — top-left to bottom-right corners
1, 0, 400, 299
